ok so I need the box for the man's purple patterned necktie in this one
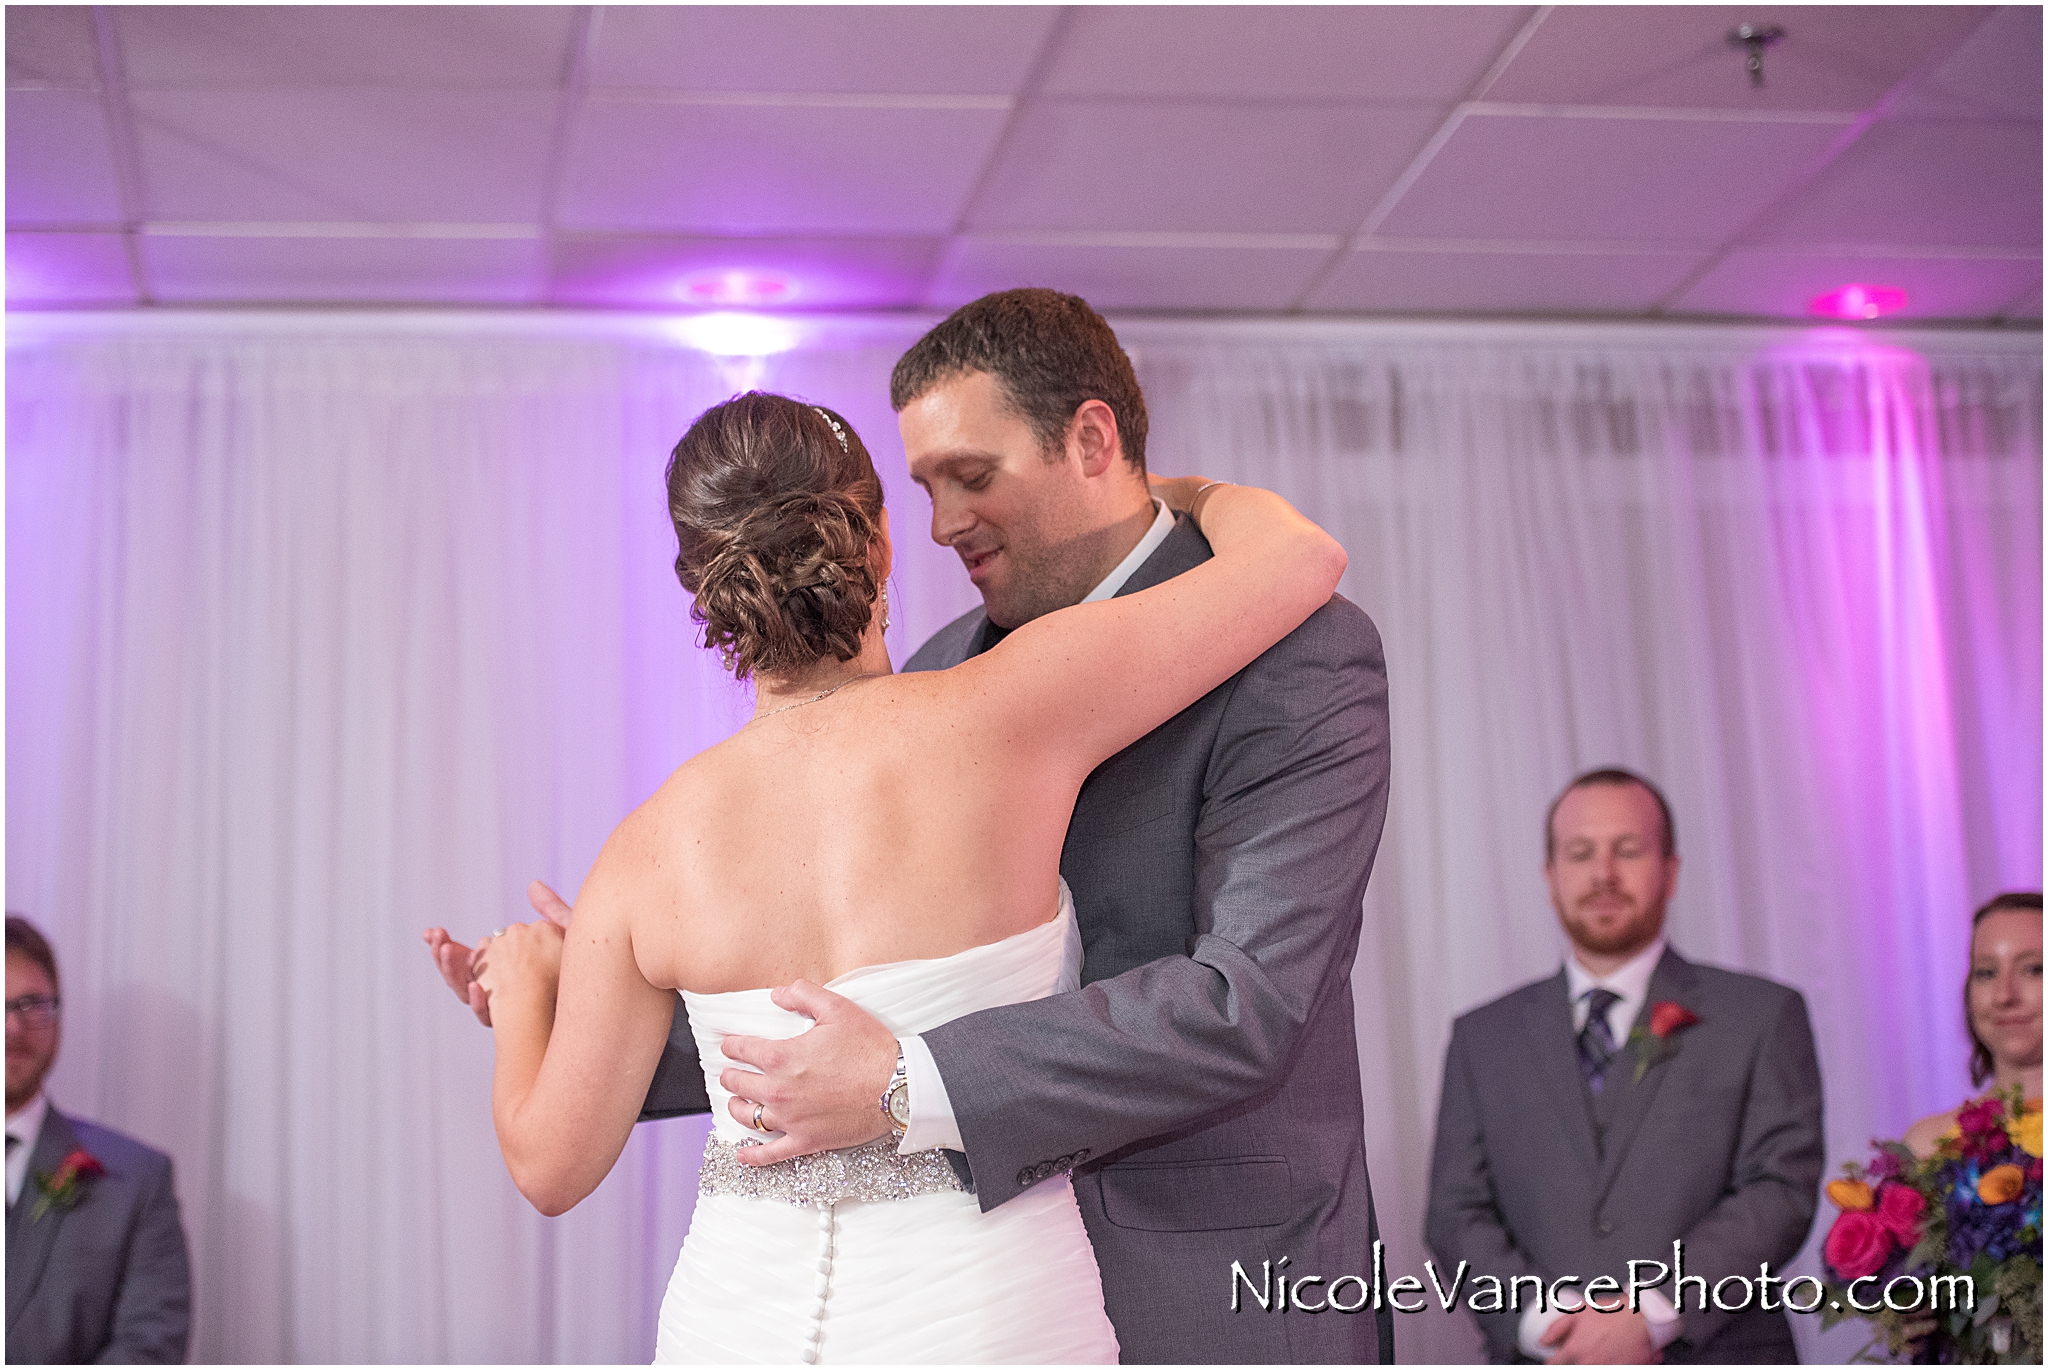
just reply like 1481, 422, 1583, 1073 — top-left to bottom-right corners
1577, 987, 1622, 1095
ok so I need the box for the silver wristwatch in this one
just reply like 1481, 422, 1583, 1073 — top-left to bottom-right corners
880, 1046, 910, 1138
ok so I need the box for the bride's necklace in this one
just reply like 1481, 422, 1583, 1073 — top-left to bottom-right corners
752, 672, 882, 723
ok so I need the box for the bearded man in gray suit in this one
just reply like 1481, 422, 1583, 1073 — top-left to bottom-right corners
431, 288, 1394, 1362
1425, 769, 1823, 1364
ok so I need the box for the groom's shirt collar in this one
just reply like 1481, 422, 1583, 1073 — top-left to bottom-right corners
1080, 498, 1173, 605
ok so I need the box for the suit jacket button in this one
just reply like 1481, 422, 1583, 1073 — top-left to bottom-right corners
1017, 1168, 1035, 1187
1072, 1149, 1090, 1165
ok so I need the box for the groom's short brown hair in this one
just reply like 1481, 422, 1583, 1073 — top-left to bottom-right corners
890, 288, 1148, 472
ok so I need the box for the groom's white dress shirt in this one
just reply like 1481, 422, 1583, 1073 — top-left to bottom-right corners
896, 497, 1175, 1157
1517, 935, 1682, 1358
8, 1091, 51, 1206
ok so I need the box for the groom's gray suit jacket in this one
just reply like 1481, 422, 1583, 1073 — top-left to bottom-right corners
641, 512, 1393, 1363
1425, 946, 1823, 1363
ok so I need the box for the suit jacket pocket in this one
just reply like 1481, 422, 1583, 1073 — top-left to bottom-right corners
1097, 1157, 1291, 1232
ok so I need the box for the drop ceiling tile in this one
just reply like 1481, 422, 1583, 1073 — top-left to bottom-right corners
1041, 6, 1530, 101
1889, 7, 2041, 121
141, 233, 544, 303
130, 89, 557, 222
560, 100, 1007, 234
1750, 119, 2042, 249
589, 6, 1057, 95
7, 89, 123, 225
931, 239, 1332, 311
1307, 245, 1704, 313
969, 102, 1445, 234
550, 234, 940, 308
6, 230, 135, 304
116, 6, 579, 88
1376, 110, 1846, 243
7, 6, 101, 90
1670, 248, 2040, 320
1486, 6, 1992, 113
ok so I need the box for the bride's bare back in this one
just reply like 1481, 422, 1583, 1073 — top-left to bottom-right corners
614, 668, 1078, 995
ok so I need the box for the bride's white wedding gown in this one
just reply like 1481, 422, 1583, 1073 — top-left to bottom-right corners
654, 885, 1118, 1364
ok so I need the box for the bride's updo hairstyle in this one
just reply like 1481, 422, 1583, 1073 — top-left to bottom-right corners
666, 392, 885, 682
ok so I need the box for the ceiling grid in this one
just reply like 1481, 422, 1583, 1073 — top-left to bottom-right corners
6, 4, 2039, 322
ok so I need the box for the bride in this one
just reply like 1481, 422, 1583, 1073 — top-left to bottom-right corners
468, 391, 1345, 1362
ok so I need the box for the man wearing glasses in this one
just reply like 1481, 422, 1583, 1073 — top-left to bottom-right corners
7, 915, 191, 1364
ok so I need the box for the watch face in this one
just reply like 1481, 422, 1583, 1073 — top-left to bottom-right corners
888, 1082, 912, 1126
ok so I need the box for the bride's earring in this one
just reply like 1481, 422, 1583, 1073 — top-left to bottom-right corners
880, 585, 892, 633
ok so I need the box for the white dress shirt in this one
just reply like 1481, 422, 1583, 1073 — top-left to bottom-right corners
897, 498, 1175, 1157
1518, 936, 1682, 1358
8, 1091, 51, 1207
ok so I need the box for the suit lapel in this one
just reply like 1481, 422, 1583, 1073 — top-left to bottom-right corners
1594, 948, 1701, 1202
1523, 972, 1601, 1179
7, 1107, 79, 1322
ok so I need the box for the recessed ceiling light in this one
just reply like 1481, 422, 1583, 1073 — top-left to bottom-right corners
680, 269, 796, 308
1809, 283, 1908, 321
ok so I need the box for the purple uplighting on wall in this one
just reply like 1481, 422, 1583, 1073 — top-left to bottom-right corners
1810, 282, 1910, 320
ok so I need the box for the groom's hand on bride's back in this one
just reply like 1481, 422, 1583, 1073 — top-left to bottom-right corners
719, 980, 898, 1165
422, 880, 576, 1028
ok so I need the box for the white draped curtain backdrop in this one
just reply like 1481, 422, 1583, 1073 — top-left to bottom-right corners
6, 313, 2039, 1364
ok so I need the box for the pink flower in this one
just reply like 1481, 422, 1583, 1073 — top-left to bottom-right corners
1956, 1096, 2007, 1137
1824, 1209, 1896, 1281
1874, 1183, 1926, 1243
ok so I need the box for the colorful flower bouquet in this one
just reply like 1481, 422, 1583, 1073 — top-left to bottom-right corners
1819, 1086, 2041, 1363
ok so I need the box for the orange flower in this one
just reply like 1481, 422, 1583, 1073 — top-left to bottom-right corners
1977, 1163, 2025, 1205
1826, 1178, 1875, 1211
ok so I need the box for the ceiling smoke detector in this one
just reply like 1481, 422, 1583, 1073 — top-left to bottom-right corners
1727, 23, 1787, 88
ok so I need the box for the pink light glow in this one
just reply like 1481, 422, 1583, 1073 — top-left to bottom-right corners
680, 269, 796, 307
1809, 282, 1909, 321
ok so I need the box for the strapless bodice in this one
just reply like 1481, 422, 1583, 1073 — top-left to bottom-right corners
656, 880, 1116, 1363
683, 882, 1081, 1146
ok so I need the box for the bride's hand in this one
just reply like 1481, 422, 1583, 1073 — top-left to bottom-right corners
1147, 473, 1216, 513
473, 919, 565, 1011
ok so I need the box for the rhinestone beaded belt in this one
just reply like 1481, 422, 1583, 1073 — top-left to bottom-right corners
698, 1133, 968, 1208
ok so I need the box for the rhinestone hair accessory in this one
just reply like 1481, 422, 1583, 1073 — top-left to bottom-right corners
813, 407, 849, 454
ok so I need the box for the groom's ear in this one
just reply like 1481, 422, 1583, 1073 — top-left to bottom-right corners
1069, 399, 1123, 479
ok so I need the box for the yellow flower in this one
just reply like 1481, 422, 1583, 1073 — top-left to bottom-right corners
1826, 1178, 1874, 1211
2007, 1103, 2042, 1158
1978, 1163, 2025, 1205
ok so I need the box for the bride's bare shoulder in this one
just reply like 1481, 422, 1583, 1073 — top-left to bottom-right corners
1903, 1107, 1960, 1160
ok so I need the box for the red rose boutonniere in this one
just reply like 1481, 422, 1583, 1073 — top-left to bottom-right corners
1627, 1001, 1701, 1082
30, 1147, 105, 1221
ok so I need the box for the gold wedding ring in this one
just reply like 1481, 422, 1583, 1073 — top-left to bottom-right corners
752, 1101, 768, 1132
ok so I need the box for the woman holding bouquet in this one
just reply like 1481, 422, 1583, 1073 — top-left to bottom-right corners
1905, 891, 2042, 1158
1818, 891, 2041, 1363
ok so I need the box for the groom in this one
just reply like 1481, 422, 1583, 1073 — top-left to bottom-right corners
435, 289, 1393, 1363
